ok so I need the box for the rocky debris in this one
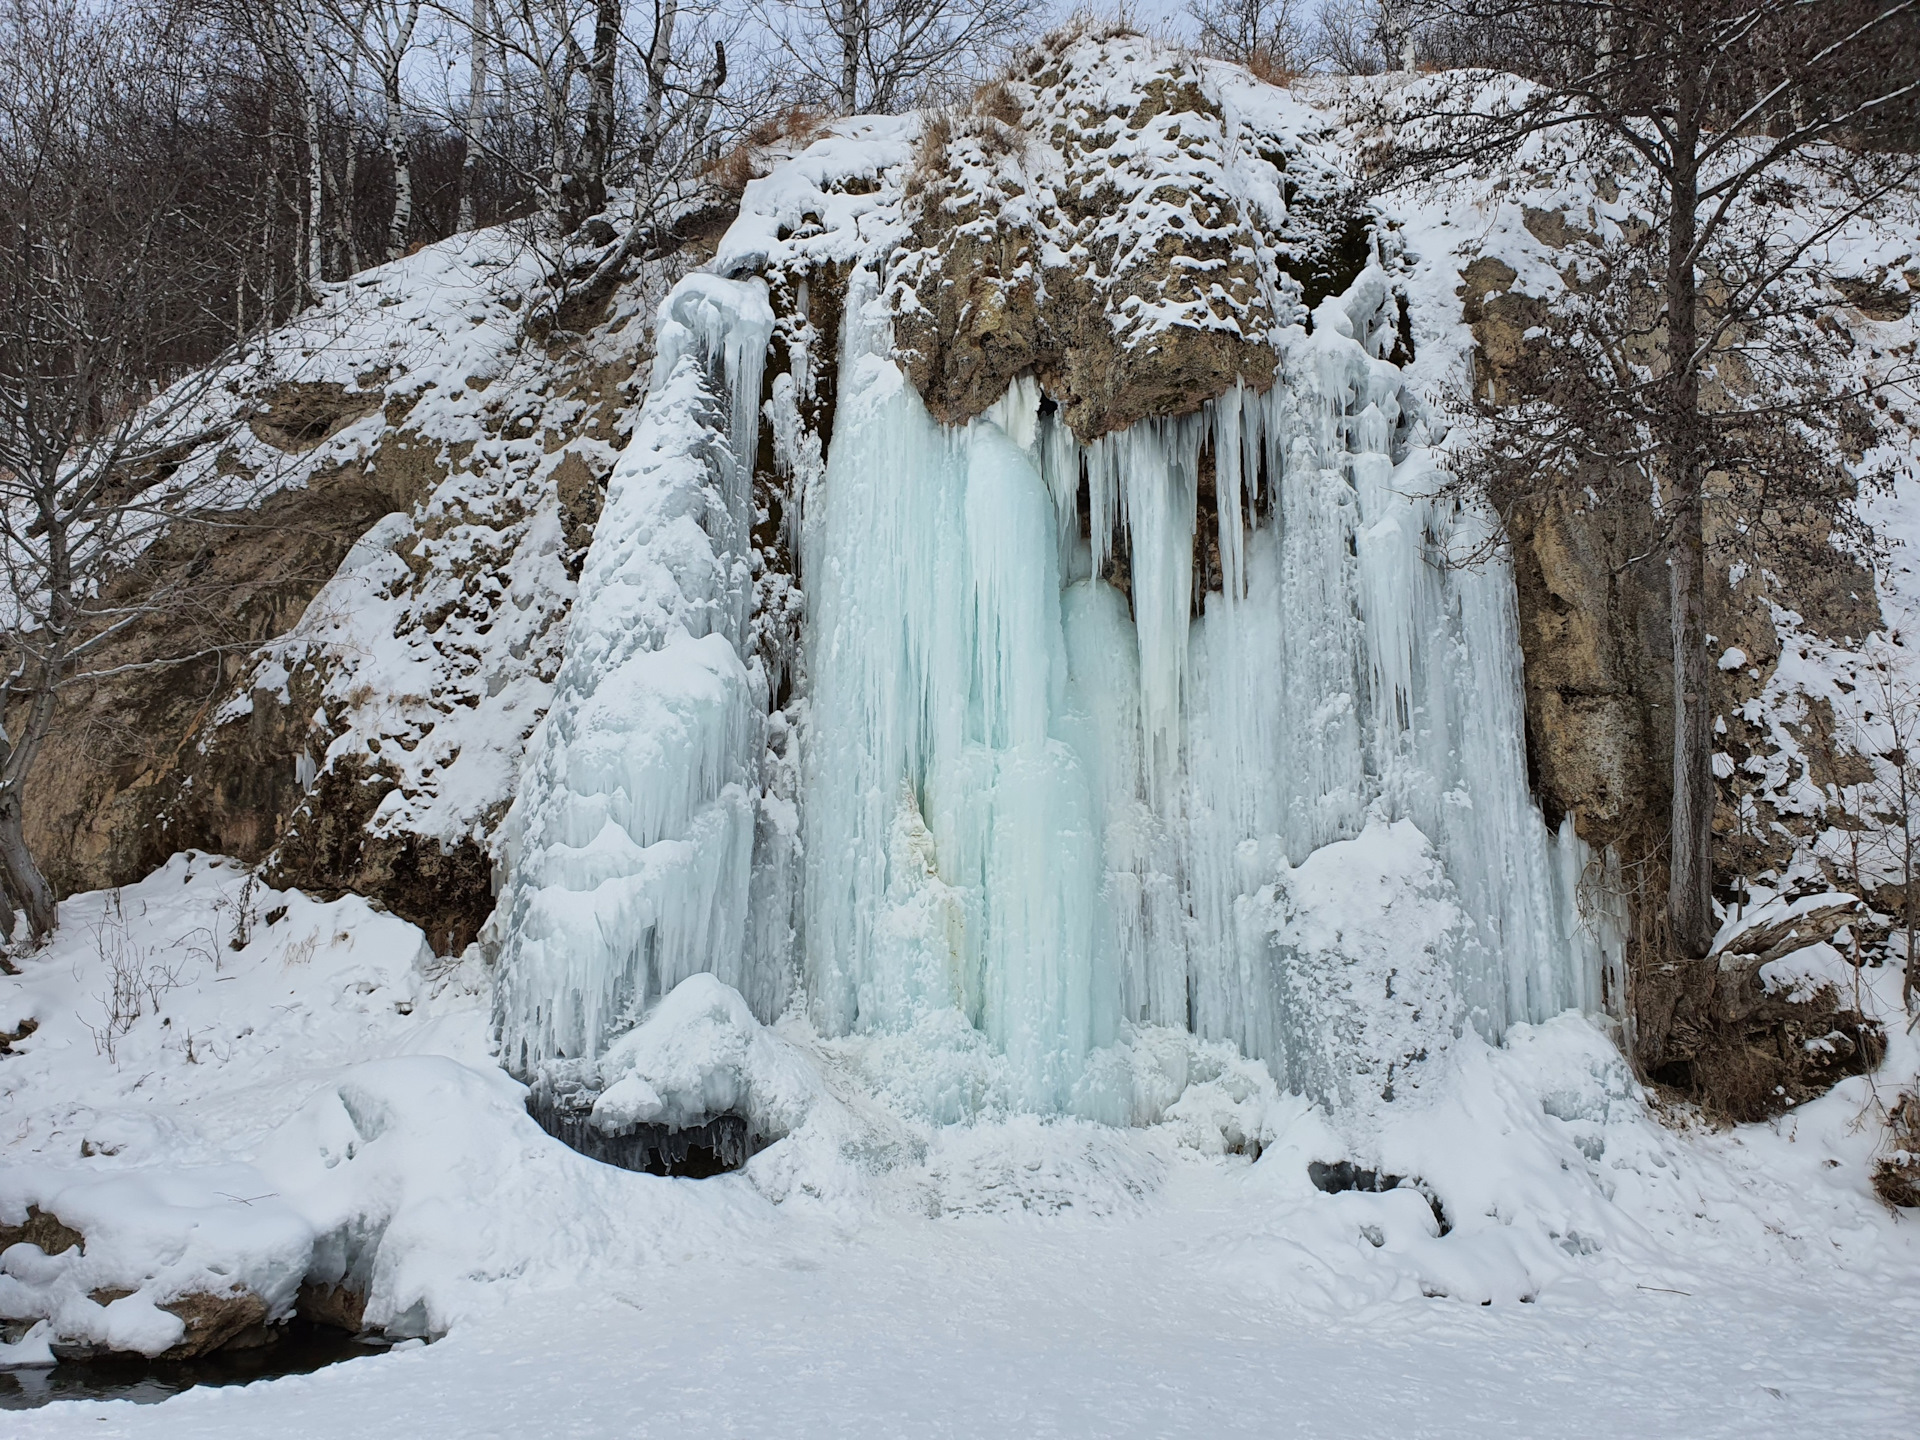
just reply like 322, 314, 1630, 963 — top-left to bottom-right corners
0, 1015, 38, 1055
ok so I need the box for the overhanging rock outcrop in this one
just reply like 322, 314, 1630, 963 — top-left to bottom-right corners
889, 31, 1363, 441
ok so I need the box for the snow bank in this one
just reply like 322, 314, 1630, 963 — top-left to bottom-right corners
590, 974, 821, 1136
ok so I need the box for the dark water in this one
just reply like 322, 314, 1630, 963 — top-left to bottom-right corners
0, 1322, 391, 1409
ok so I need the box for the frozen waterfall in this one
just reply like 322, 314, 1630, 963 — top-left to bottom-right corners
491, 261, 1622, 1118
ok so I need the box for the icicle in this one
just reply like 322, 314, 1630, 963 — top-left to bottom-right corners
500, 258, 1612, 1119
799, 271, 1114, 1113
1211, 382, 1247, 601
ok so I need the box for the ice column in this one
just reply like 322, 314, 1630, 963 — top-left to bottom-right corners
491, 276, 777, 1074
800, 272, 1113, 1112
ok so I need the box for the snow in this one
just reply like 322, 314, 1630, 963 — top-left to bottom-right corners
1, 857, 1917, 1430
0, 1167, 310, 1359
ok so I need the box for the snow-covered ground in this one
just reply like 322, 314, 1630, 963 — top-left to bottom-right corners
3, 862, 1916, 1435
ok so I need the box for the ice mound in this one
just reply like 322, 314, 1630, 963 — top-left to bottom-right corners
590, 973, 822, 1138
1257, 816, 1466, 1116
921, 1116, 1169, 1218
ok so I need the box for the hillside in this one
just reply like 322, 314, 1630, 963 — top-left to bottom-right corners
2, 28, 1918, 1434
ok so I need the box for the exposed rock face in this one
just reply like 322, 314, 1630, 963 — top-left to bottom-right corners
1463, 208, 1888, 1116
890, 33, 1353, 440
0, 1204, 82, 1258
268, 756, 497, 955
296, 1281, 368, 1334
157, 1289, 274, 1359
19, 217, 716, 950
50, 1287, 275, 1362
24, 469, 404, 899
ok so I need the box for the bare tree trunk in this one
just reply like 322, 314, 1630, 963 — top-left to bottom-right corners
384, 63, 411, 258
0, 493, 68, 942
338, 36, 363, 274
0, 787, 52, 942
1903, 759, 1917, 1013
838, 0, 862, 114
580, 0, 620, 218
1664, 101, 1715, 959
458, 0, 490, 231
377, 1, 421, 262
337, 134, 362, 274
636, 0, 678, 168
302, 32, 327, 295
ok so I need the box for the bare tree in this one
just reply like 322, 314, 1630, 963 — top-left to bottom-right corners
1385, 0, 1920, 958
1314, 0, 1415, 74
761, 0, 1033, 116
580, 0, 623, 215
1190, 0, 1312, 74
0, 0, 282, 941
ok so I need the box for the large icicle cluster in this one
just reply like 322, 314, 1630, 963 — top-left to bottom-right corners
796, 265, 1615, 1116
491, 52, 1624, 1124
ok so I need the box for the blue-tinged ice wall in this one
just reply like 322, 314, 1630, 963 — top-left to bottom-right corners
493, 259, 1623, 1113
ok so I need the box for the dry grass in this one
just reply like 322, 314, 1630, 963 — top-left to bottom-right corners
1245, 47, 1300, 89
1873, 1089, 1920, 1209
904, 79, 1029, 201
973, 79, 1024, 128
706, 108, 828, 197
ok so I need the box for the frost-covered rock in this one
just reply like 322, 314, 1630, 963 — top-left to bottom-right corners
0, 1167, 311, 1359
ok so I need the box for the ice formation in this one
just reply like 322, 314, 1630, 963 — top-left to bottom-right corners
493, 216, 1622, 1125
490, 275, 778, 1075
